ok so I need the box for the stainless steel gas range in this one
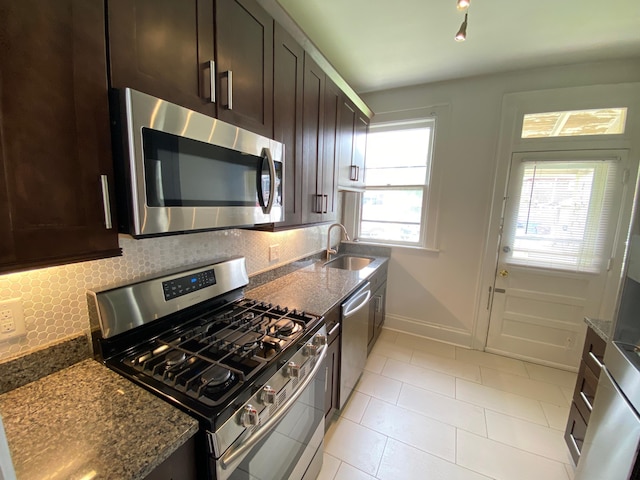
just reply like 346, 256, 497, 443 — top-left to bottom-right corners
87, 257, 327, 480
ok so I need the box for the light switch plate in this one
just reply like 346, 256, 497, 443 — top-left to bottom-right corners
0, 298, 26, 341
269, 244, 280, 262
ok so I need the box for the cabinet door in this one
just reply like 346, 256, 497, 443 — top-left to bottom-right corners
337, 99, 357, 189
352, 109, 369, 188
0, 0, 120, 273
273, 23, 304, 227
301, 54, 325, 224
107, 0, 215, 117
216, 0, 273, 137
322, 78, 341, 222
368, 282, 387, 354
324, 336, 340, 420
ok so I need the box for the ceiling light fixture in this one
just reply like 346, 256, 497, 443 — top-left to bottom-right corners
456, 0, 470, 11
455, 13, 468, 42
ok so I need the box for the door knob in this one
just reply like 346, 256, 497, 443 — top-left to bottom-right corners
502, 246, 511, 253
499, 269, 509, 278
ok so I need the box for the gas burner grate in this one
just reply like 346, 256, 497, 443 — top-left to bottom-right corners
119, 298, 318, 406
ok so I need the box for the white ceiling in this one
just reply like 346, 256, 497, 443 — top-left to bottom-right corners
276, 0, 640, 94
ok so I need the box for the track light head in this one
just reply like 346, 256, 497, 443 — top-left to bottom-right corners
455, 13, 468, 42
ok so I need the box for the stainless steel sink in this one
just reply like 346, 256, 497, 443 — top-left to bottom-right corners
324, 255, 373, 271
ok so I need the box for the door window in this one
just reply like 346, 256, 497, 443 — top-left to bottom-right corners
504, 158, 621, 273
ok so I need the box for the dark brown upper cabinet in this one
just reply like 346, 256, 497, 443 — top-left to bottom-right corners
322, 78, 341, 222
0, 0, 121, 274
215, 0, 274, 137
273, 23, 304, 227
301, 55, 340, 224
352, 109, 370, 188
107, 0, 216, 117
338, 98, 369, 190
301, 55, 326, 224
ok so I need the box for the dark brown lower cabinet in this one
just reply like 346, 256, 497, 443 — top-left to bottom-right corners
564, 325, 606, 464
144, 436, 197, 480
324, 305, 341, 424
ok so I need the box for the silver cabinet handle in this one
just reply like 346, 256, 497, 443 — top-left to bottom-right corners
219, 344, 327, 469
223, 70, 233, 110
350, 165, 358, 181
209, 60, 216, 103
328, 323, 340, 337
588, 351, 604, 369
100, 175, 113, 229
579, 391, 594, 412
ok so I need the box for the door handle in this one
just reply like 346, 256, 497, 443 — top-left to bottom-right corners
499, 269, 509, 278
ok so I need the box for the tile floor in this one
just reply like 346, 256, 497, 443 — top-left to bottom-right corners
318, 329, 578, 480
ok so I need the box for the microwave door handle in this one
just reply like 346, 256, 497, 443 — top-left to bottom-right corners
261, 148, 276, 214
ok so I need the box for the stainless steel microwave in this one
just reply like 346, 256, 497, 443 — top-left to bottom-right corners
111, 88, 284, 237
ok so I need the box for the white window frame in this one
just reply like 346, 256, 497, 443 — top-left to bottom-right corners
351, 105, 448, 251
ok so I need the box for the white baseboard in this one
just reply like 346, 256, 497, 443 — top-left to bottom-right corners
384, 314, 472, 348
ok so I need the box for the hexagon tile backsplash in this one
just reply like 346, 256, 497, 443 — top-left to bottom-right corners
0, 224, 335, 361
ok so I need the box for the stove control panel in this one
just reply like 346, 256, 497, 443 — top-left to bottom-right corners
162, 268, 217, 301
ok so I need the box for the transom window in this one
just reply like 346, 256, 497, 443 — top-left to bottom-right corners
358, 119, 435, 246
521, 107, 627, 139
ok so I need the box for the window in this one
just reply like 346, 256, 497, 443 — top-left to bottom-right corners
521, 108, 627, 139
358, 119, 435, 246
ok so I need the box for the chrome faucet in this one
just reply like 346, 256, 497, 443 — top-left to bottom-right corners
326, 223, 350, 260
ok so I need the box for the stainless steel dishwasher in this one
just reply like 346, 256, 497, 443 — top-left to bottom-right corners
339, 282, 371, 409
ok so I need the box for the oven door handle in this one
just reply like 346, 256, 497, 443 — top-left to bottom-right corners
219, 344, 327, 470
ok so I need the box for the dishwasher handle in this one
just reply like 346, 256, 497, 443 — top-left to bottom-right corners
343, 283, 371, 318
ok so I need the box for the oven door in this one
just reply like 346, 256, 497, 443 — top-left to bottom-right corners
213, 348, 327, 480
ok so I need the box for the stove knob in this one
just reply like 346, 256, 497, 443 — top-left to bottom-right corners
260, 386, 276, 405
313, 334, 327, 347
240, 405, 259, 428
286, 361, 301, 379
304, 344, 319, 357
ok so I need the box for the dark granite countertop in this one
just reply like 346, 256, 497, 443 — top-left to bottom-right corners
0, 359, 199, 480
584, 317, 613, 342
247, 249, 389, 316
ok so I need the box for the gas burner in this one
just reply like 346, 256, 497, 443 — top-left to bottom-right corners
200, 366, 236, 394
164, 350, 187, 367
270, 318, 302, 337
216, 329, 264, 352
201, 365, 233, 386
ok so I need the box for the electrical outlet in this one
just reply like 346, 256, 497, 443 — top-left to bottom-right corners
0, 298, 26, 341
269, 244, 280, 262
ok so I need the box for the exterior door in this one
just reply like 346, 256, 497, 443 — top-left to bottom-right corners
486, 150, 632, 367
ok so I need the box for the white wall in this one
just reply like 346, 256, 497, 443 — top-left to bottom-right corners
361, 57, 640, 347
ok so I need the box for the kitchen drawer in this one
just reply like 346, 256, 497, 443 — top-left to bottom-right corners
574, 360, 599, 423
582, 326, 606, 378
565, 402, 588, 465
